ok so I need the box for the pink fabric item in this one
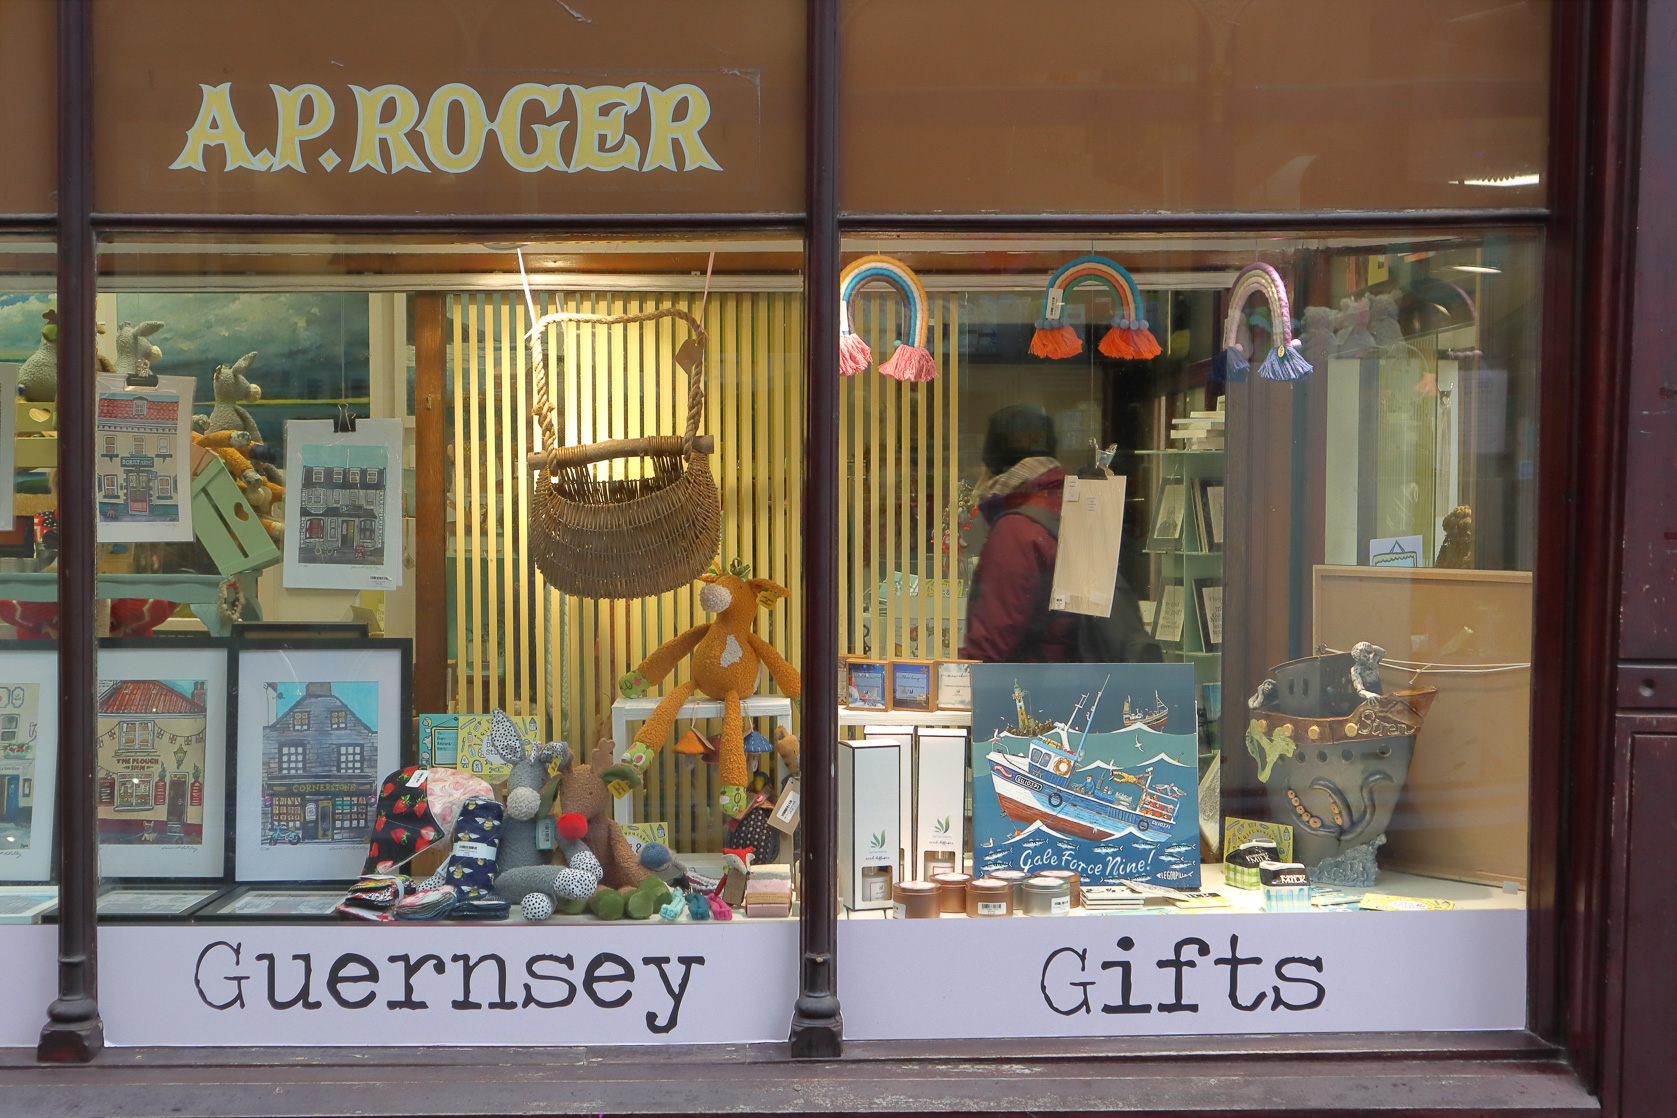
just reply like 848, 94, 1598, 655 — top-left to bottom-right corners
878, 343, 937, 382
424, 768, 496, 837
706, 893, 734, 921
839, 332, 872, 376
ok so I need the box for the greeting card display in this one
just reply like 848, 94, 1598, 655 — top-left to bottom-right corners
235, 642, 408, 881
96, 642, 230, 879
0, 645, 57, 883
970, 662, 1200, 890
283, 419, 405, 590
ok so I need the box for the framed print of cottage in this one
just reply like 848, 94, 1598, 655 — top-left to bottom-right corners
0, 643, 58, 883
233, 640, 410, 881
94, 373, 196, 543
95, 641, 231, 880
283, 418, 405, 590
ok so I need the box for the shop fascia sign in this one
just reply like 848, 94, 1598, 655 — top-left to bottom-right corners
169, 80, 721, 176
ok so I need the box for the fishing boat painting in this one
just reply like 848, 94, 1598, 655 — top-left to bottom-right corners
970, 663, 1200, 889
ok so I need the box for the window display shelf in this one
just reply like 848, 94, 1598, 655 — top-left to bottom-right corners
837, 706, 972, 729
611, 695, 795, 826
0, 571, 233, 633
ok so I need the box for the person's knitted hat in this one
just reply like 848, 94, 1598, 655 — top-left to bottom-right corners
980, 405, 1057, 475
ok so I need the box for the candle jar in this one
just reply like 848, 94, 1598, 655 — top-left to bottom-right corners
1021, 876, 1072, 916
1038, 868, 1081, 907
893, 880, 942, 919
930, 871, 973, 914
990, 869, 1031, 908
965, 876, 1013, 917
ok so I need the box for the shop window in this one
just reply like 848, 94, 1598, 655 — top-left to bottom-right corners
131, 435, 145, 456
132, 398, 147, 418
278, 743, 305, 776
103, 434, 116, 456
337, 743, 363, 772
291, 710, 309, 731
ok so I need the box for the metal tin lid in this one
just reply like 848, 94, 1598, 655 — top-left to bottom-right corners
1039, 869, 1080, 883
969, 877, 1011, 894
930, 872, 972, 888
1023, 876, 1069, 894
990, 869, 1030, 883
894, 880, 939, 896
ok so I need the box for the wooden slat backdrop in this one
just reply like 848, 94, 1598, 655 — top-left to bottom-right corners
447, 289, 807, 852
839, 292, 965, 662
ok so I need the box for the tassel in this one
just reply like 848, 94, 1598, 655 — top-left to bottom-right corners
1210, 344, 1249, 384
1257, 341, 1314, 382
1097, 324, 1135, 360
1029, 321, 1082, 360
1127, 321, 1163, 360
879, 343, 938, 382
839, 331, 872, 376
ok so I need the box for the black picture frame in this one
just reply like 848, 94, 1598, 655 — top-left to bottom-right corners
231, 637, 413, 885
232, 621, 370, 641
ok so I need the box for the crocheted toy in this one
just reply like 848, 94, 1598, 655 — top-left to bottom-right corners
479, 710, 603, 921
638, 842, 692, 889
114, 320, 165, 382
191, 431, 284, 543
547, 743, 656, 892
838, 255, 937, 381
615, 558, 802, 818
195, 352, 264, 442
1028, 256, 1162, 362
18, 312, 113, 401
725, 773, 782, 866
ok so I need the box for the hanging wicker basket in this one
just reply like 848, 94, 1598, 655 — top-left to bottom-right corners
524, 307, 721, 600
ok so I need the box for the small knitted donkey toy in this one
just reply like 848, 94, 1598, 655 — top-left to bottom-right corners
616, 558, 801, 818
480, 709, 603, 921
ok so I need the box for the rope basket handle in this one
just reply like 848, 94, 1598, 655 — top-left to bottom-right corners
525, 307, 708, 476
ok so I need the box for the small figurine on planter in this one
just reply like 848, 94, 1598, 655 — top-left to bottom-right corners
614, 558, 802, 817
1245, 648, 1436, 886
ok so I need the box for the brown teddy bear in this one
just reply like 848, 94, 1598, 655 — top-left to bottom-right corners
543, 747, 653, 892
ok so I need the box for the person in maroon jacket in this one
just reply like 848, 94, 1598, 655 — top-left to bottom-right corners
959, 406, 1082, 663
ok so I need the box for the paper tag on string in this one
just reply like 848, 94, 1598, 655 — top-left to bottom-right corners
769, 778, 801, 833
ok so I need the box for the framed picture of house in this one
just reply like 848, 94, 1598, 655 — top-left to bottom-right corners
233, 639, 410, 882
96, 640, 232, 880
282, 418, 405, 591
93, 372, 196, 543
0, 642, 58, 883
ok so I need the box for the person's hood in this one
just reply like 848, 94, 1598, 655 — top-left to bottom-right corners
976, 456, 1064, 523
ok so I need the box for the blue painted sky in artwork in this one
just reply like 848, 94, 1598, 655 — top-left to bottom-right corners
274, 681, 379, 731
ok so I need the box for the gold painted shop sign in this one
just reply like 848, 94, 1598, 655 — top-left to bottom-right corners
171, 81, 723, 176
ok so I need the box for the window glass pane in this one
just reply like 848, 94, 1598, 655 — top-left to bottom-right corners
0, 236, 58, 928
834, 230, 1538, 1039
84, 234, 804, 1046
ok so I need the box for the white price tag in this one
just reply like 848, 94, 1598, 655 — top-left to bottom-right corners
1045, 288, 1065, 319
406, 769, 429, 788
1052, 591, 1070, 611
1063, 476, 1081, 502
978, 901, 1008, 915
892, 903, 907, 919
1052, 896, 1071, 914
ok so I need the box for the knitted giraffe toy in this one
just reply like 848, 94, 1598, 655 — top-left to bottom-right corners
613, 559, 801, 818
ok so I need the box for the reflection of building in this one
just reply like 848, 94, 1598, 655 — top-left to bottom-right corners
261, 682, 377, 844
298, 462, 385, 564
96, 393, 181, 521
95, 679, 206, 844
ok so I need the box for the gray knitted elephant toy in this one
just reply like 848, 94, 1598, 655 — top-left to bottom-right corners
480, 709, 602, 921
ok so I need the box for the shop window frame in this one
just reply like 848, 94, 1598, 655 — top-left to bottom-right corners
10, 0, 1635, 1113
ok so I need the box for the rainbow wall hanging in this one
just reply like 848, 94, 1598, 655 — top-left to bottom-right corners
839, 254, 937, 382
1212, 263, 1313, 382
1029, 255, 1163, 362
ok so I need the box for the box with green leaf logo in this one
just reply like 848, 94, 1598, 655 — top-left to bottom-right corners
839, 736, 901, 911
915, 726, 968, 879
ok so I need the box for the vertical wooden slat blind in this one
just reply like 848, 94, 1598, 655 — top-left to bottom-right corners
447, 289, 807, 852
838, 292, 965, 662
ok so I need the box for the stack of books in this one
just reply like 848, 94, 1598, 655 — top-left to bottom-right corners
1170, 397, 1226, 450
1083, 885, 1147, 911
